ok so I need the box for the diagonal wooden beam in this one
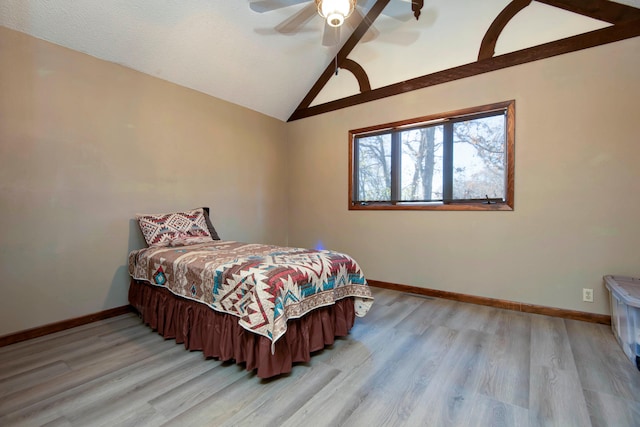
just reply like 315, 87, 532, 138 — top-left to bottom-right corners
535, 0, 640, 24
289, 0, 391, 117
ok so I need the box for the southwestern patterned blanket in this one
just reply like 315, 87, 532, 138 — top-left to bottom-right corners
128, 241, 374, 348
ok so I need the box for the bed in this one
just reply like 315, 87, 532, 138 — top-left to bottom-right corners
128, 207, 373, 378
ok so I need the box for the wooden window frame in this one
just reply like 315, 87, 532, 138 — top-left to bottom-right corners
348, 100, 515, 211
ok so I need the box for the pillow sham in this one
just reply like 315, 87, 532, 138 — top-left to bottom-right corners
136, 207, 213, 247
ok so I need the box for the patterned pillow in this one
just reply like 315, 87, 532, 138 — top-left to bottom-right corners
136, 208, 213, 247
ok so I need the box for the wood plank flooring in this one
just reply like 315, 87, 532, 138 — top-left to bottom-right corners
1, 288, 638, 426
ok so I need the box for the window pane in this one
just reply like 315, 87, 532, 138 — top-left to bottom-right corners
356, 134, 392, 201
400, 126, 444, 201
452, 115, 506, 200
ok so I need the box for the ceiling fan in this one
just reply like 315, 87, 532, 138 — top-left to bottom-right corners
249, 0, 417, 47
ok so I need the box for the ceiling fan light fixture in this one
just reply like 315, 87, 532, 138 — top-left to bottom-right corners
316, 0, 356, 28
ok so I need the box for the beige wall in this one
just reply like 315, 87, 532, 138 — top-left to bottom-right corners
286, 37, 640, 315
1, 25, 638, 338
0, 27, 288, 336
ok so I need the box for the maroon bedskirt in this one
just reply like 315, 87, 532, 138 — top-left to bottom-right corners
128, 279, 356, 378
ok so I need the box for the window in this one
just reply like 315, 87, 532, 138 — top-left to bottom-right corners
349, 100, 515, 211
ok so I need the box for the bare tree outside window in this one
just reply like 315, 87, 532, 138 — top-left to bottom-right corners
355, 134, 391, 201
400, 126, 443, 201
453, 115, 506, 200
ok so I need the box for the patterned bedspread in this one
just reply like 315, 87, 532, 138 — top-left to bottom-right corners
128, 241, 373, 347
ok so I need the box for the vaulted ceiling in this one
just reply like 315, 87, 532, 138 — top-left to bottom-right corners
1, 0, 639, 122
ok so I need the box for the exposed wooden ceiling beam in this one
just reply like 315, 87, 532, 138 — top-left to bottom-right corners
340, 59, 372, 92
479, 0, 640, 62
535, 0, 640, 24
289, 0, 391, 117
289, 0, 640, 122
478, 0, 533, 61
288, 18, 640, 121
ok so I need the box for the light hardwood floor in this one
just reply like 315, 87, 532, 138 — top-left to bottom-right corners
1, 287, 639, 427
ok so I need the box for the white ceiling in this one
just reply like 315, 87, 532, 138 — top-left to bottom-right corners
1, 0, 638, 121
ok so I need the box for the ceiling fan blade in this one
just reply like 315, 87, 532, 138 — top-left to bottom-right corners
381, 0, 414, 21
275, 3, 318, 34
249, 0, 310, 13
357, 0, 374, 10
322, 23, 341, 46
346, 7, 379, 44
377, 29, 420, 45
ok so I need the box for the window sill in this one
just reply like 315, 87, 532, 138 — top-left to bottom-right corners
349, 202, 513, 211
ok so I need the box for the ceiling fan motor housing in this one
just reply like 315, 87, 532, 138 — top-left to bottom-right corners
316, 0, 356, 27
327, 13, 344, 27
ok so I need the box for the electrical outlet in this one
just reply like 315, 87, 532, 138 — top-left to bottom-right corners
583, 288, 594, 303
